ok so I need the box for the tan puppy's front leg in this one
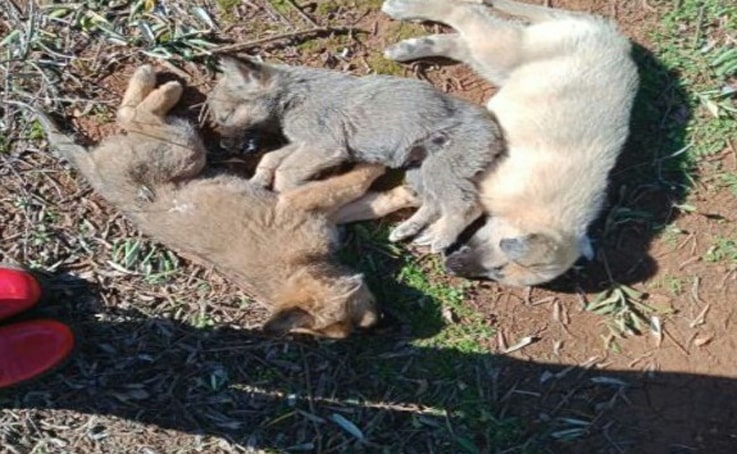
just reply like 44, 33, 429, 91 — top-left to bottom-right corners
278, 164, 385, 214
332, 185, 421, 224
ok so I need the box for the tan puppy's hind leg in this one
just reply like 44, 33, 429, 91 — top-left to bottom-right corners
137, 81, 184, 118
332, 185, 421, 224
278, 164, 386, 214
117, 65, 157, 125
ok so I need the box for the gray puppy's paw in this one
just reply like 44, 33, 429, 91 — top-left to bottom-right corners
412, 225, 455, 253
388, 220, 423, 243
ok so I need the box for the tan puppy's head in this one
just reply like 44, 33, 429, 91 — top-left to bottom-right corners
444, 216, 593, 287
264, 273, 379, 339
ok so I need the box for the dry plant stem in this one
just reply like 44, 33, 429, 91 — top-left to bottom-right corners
285, 0, 319, 27
194, 27, 348, 57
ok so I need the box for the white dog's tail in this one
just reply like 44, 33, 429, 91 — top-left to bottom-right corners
475, 0, 588, 23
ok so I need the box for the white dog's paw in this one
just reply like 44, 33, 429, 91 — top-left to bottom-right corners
384, 39, 422, 62
381, 0, 428, 21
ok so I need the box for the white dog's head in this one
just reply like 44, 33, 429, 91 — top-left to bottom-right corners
444, 216, 593, 287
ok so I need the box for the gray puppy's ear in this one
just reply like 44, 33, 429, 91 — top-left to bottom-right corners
219, 56, 273, 84
499, 233, 558, 266
263, 307, 314, 335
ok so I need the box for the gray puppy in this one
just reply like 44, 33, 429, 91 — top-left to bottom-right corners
209, 56, 504, 252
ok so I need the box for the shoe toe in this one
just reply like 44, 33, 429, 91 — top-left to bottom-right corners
0, 320, 74, 388
0, 268, 42, 321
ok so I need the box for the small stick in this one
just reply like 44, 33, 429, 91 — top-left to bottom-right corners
285, 0, 319, 27
689, 304, 711, 328
193, 27, 348, 58
503, 335, 538, 354
663, 326, 690, 356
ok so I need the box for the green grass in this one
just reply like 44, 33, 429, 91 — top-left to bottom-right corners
336, 223, 519, 452
216, 0, 239, 11
110, 237, 181, 283
593, 1, 735, 335
704, 236, 737, 267
654, 1, 737, 158
340, 222, 493, 351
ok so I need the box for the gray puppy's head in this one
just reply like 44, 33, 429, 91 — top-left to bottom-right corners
208, 56, 283, 149
444, 216, 593, 287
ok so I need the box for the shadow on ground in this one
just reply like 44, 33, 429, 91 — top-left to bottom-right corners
1, 271, 734, 453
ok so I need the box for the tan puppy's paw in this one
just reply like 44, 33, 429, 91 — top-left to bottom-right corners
118, 65, 158, 125
352, 163, 386, 182
138, 81, 184, 118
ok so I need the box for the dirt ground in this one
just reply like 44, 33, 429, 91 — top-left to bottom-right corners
1, 0, 736, 453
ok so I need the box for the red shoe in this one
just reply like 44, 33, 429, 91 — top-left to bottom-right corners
0, 267, 42, 321
0, 319, 74, 388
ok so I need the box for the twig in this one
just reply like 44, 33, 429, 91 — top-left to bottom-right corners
503, 335, 538, 354
193, 27, 351, 57
285, 0, 319, 27
690, 276, 705, 305
663, 326, 689, 356
689, 304, 710, 328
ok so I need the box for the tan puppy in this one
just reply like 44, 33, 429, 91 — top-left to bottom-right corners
37, 65, 402, 338
382, 0, 639, 286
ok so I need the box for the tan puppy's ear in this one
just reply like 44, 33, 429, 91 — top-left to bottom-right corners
263, 307, 314, 335
499, 233, 558, 266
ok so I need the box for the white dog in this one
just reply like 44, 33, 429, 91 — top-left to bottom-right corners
382, 0, 639, 286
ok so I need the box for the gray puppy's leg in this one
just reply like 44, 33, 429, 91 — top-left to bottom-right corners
384, 33, 471, 62
414, 202, 482, 252
273, 146, 350, 192
388, 203, 438, 244
251, 143, 300, 188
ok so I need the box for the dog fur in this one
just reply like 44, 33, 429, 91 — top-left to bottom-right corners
382, 0, 639, 286
207, 56, 505, 252
37, 65, 401, 338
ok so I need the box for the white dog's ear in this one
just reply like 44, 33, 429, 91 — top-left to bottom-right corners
499, 233, 557, 265
578, 234, 594, 260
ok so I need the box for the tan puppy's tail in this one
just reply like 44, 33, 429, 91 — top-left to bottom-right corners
34, 110, 96, 180
473, 0, 586, 23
